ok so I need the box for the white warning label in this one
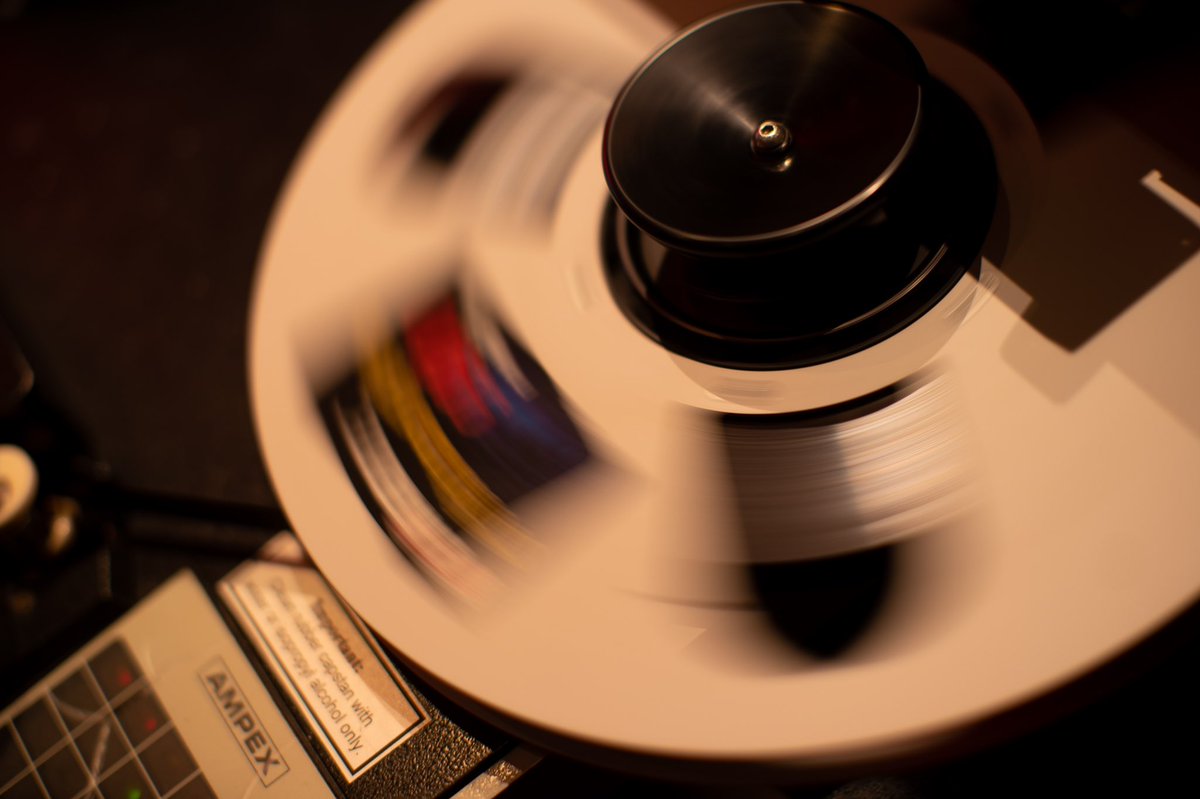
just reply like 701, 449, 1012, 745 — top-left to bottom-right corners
219, 561, 427, 782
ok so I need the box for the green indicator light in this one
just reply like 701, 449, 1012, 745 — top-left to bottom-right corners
126, 789, 142, 799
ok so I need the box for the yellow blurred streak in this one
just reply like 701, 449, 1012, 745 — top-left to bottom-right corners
362, 343, 539, 568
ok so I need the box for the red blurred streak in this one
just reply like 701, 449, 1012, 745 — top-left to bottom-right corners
406, 300, 509, 436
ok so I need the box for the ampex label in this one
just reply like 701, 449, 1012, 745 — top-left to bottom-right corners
219, 561, 427, 782
198, 656, 290, 786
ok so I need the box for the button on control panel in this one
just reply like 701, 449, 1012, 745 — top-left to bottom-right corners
1, 639, 214, 799
0, 573, 331, 799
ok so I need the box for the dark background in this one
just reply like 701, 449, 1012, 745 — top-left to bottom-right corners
0, 0, 411, 510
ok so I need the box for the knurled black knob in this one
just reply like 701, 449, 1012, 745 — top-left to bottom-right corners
599, 1, 998, 369
602, 1, 926, 255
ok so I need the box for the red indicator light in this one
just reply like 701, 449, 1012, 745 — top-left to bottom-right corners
118, 670, 132, 687
145, 717, 158, 733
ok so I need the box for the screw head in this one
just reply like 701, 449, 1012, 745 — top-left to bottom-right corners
752, 119, 791, 156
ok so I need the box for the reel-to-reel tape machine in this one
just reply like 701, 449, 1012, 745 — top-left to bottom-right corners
252, 0, 1200, 773
3, 0, 1200, 795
